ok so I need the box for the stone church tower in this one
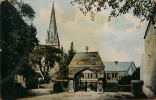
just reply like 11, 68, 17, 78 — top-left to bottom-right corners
45, 2, 60, 48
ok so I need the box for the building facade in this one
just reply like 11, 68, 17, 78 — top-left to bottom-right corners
104, 61, 136, 81
141, 21, 156, 98
45, 2, 60, 48
68, 52, 105, 93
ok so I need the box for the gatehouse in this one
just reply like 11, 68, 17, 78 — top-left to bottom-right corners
68, 52, 105, 93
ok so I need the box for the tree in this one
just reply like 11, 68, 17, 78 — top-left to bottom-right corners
132, 67, 140, 80
67, 42, 76, 66
1, 1, 38, 99
57, 42, 76, 80
29, 45, 62, 83
57, 53, 68, 80
118, 75, 132, 85
71, 0, 156, 24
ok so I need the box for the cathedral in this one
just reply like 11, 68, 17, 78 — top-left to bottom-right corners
45, 2, 60, 48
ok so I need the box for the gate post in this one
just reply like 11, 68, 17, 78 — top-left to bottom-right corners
85, 81, 87, 92
68, 79, 74, 92
97, 80, 103, 93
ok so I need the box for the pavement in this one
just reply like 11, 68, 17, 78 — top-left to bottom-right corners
17, 89, 147, 100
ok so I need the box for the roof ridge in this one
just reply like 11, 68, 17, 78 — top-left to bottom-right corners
76, 51, 98, 53
103, 62, 133, 63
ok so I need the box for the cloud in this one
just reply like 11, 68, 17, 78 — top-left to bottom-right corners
34, 2, 64, 25
34, 9, 50, 24
31, 0, 146, 67
134, 46, 144, 54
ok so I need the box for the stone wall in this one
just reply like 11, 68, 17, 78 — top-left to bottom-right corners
105, 80, 118, 92
14, 75, 26, 88
142, 22, 156, 98
131, 80, 143, 93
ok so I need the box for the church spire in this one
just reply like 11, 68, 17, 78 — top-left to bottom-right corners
45, 2, 60, 48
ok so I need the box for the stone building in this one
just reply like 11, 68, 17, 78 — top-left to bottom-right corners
104, 61, 136, 81
68, 52, 105, 93
45, 2, 60, 48
141, 21, 156, 98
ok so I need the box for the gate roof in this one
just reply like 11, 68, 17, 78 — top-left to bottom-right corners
68, 52, 104, 68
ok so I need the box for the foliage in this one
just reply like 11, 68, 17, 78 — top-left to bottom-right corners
29, 45, 62, 83
118, 68, 140, 85
26, 76, 39, 89
71, 0, 156, 23
57, 42, 76, 80
118, 75, 132, 85
9, 0, 35, 20
1, 1, 38, 99
53, 83, 64, 92
76, 73, 84, 82
67, 42, 76, 66
132, 67, 140, 80
1, 0, 38, 82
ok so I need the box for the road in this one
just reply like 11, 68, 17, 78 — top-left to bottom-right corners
18, 91, 137, 100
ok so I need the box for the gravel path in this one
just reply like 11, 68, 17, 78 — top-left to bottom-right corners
18, 91, 137, 100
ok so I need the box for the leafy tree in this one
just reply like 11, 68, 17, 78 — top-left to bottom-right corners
71, 0, 156, 24
118, 68, 140, 85
29, 45, 62, 83
67, 42, 76, 66
9, 0, 35, 20
57, 57, 68, 80
132, 67, 140, 80
57, 42, 76, 80
118, 75, 132, 85
1, 1, 38, 99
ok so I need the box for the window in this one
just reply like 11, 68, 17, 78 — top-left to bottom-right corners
115, 73, 118, 78
86, 73, 88, 78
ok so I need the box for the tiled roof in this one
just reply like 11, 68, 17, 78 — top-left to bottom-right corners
104, 62, 136, 75
68, 52, 104, 67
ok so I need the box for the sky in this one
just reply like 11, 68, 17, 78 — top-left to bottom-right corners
24, 0, 147, 67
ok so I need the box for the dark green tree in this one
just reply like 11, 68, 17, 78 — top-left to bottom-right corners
132, 67, 140, 80
71, 0, 156, 24
57, 42, 76, 80
67, 42, 76, 66
118, 75, 132, 85
1, 1, 38, 99
57, 54, 68, 80
29, 45, 62, 83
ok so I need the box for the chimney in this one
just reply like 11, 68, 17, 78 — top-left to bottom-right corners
114, 61, 118, 65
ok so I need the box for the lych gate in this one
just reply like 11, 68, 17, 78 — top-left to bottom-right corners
68, 52, 105, 93
74, 69, 98, 92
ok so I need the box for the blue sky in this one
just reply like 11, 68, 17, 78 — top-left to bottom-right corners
24, 0, 147, 67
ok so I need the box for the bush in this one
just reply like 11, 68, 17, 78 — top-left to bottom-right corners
26, 76, 39, 89
53, 83, 63, 92
118, 75, 132, 85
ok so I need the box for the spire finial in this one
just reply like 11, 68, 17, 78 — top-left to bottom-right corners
85, 46, 89, 52
52, 1, 54, 9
